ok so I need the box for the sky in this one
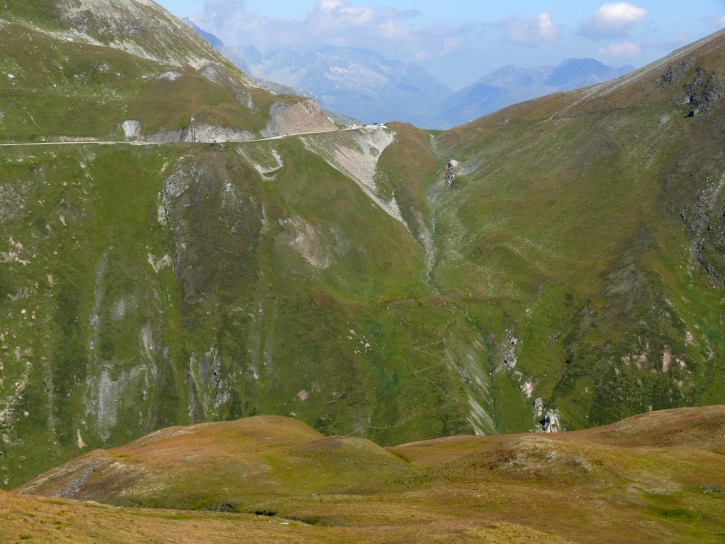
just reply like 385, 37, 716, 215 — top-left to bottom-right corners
155, 0, 725, 90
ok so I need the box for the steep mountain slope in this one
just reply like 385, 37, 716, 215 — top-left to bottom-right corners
14, 406, 725, 543
0, 0, 485, 489
0, 125, 495, 488
430, 29, 725, 433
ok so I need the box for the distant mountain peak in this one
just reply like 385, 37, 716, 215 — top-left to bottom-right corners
434, 57, 636, 128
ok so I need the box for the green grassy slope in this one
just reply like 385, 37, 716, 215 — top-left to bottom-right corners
1, 0, 724, 497
430, 30, 725, 433
0, 0, 488, 489
0, 137, 488, 488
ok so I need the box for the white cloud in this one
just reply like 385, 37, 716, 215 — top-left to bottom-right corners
503, 12, 560, 46
309, 0, 418, 29
704, 15, 725, 32
200, 0, 245, 31
643, 33, 690, 50
378, 20, 417, 42
415, 38, 463, 60
191, 0, 462, 61
579, 2, 648, 40
598, 41, 641, 56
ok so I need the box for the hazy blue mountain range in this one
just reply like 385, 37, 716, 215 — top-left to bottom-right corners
186, 21, 633, 128
226, 43, 453, 127
432, 58, 634, 127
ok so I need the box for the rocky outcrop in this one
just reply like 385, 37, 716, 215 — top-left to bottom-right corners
121, 120, 141, 139
178, 123, 254, 143
127, 99, 336, 143
144, 129, 187, 144
660, 58, 697, 89
152, 71, 183, 82
499, 329, 519, 370
123, 120, 254, 143
539, 410, 562, 433
262, 99, 337, 138
661, 59, 724, 106
533, 398, 562, 433
445, 160, 459, 185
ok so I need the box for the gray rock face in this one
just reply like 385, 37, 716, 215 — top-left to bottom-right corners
186, 124, 254, 143
662, 59, 724, 105
121, 120, 142, 139
446, 160, 459, 185
261, 99, 337, 138
533, 398, 562, 433
145, 123, 254, 144
703, 73, 724, 102
540, 410, 562, 433
145, 129, 187, 143
153, 71, 183, 82
661, 58, 697, 89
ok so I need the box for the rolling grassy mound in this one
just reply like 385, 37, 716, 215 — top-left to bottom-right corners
0, 489, 577, 544
18, 416, 414, 509
12, 406, 725, 543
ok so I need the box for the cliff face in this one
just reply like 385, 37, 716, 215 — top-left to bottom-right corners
262, 99, 338, 137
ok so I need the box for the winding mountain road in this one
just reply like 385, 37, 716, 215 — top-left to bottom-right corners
0, 125, 385, 147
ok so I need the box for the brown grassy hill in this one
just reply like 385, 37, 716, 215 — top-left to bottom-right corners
0, 489, 575, 544
391, 403, 725, 465
14, 406, 725, 543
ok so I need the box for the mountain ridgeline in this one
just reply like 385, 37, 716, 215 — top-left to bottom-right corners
0, 0, 723, 492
